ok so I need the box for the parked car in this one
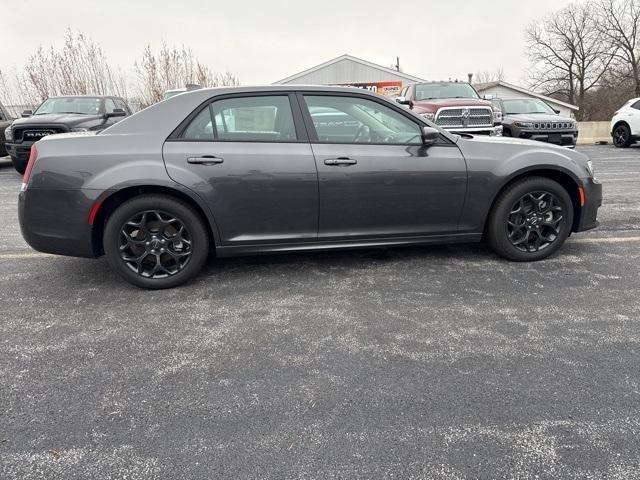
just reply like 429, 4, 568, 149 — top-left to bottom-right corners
19, 86, 601, 289
395, 81, 502, 136
610, 97, 640, 148
4, 95, 132, 173
496, 98, 579, 148
0, 100, 13, 157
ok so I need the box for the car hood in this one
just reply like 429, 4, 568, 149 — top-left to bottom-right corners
504, 113, 573, 123
413, 98, 492, 113
10, 113, 105, 128
456, 134, 590, 171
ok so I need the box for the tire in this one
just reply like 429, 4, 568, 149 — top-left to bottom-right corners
612, 123, 632, 148
11, 156, 27, 174
487, 176, 574, 262
502, 128, 512, 137
103, 195, 209, 289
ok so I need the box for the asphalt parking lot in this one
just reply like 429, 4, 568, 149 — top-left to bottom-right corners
1, 146, 639, 479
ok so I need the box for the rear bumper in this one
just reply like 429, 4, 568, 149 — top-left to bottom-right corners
18, 188, 99, 258
575, 178, 602, 232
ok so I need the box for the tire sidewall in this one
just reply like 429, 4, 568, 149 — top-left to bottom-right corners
103, 195, 209, 289
11, 156, 26, 174
613, 124, 631, 148
488, 177, 574, 261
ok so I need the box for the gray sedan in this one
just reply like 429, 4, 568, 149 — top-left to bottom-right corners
18, 86, 602, 288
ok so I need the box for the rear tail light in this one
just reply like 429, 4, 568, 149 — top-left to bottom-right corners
21, 144, 38, 192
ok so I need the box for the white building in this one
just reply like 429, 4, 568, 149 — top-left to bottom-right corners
475, 81, 579, 118
274, 54, 426, 97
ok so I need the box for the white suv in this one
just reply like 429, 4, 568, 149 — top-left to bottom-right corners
611, 98, 640, 148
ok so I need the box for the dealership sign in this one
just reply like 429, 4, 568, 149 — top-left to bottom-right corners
333, 81, 402, 97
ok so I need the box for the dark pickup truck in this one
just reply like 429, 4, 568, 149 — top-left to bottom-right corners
4, 95, 132, 173
0, 100, 13, 157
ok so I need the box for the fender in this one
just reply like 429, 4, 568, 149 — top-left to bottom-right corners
456, 137, 587, 233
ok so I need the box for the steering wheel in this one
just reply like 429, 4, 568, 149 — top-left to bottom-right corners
354, 124, 370, 143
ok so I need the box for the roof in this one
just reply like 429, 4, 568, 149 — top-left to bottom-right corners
474, 81, 579, 111
274, 54, 426, 84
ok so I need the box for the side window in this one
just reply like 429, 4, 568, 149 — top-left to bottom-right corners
210, 96, 297, 142
303, 95, 423, 145
181, 107, 215, 140
631, 100, 640, 110
105, 98, 117, 114
399, 87, 408, 98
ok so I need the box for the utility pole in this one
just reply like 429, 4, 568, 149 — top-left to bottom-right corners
395, 57, 400, 72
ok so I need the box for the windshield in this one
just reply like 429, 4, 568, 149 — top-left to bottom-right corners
502, 99, 555, 115
35, 97, 102, 115
415, 83, 480, 101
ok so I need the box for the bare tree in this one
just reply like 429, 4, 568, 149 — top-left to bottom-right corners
473, 68, 505, 85
526, 2, 615, 119
595, 0, 640, 96
16, 29, 127, 106
134, 44, 240, 108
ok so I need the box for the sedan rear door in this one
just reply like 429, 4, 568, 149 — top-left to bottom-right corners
163, 93, 319, 246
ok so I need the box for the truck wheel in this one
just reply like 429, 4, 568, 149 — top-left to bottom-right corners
11, 156, 27, 174
487, 177, 573, 262
613, 124, 632, 148
103, 195, 209, 289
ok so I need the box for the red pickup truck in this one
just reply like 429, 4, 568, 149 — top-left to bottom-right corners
396, 81, 503, 136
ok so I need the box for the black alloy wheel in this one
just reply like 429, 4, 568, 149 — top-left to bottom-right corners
487, 176, 574, 261
507, 191, 564, 253
613, 124, 632, 148
104, 195, 209, 289
119, 210, 192, 278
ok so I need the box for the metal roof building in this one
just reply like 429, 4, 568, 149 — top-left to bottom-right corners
274, 54, 426, 97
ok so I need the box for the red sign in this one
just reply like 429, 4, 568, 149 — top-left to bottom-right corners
333, 81, 403, 97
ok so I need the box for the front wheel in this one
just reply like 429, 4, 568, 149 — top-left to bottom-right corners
103, 195, 209, 289
487, 177, 574, 261
613, 124, 632, 148
11, 156, 27, 174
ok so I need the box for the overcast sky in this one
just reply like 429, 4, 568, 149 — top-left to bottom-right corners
3, 0, 584, 86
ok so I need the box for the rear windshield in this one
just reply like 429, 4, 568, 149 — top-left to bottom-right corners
35, 97, 102, 115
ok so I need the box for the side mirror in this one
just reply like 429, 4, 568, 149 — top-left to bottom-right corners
421, 126, 440, 146
22, 110, 33, 118
105, 108, 126, 118
553, 108, 560, 114
395, 96, 411, 105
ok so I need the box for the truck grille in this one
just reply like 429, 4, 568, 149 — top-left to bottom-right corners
435, 107, 493, 129
13, 126, 68, 142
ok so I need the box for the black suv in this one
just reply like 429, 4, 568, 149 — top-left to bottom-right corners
0, 100, 13, 157
4, 95, 132, 173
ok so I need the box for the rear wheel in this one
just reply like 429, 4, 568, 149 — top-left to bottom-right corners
103, 195, 209, 289
487, 177, 574, 261
613, 123, 632, 148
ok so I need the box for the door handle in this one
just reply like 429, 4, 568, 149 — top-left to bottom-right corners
187, 155, 224, 165
324, 157, 357, 166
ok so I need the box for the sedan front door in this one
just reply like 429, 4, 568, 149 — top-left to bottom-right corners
299, 93, 467, 240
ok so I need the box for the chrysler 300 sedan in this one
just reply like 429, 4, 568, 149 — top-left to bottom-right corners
18, 86, 602, 289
